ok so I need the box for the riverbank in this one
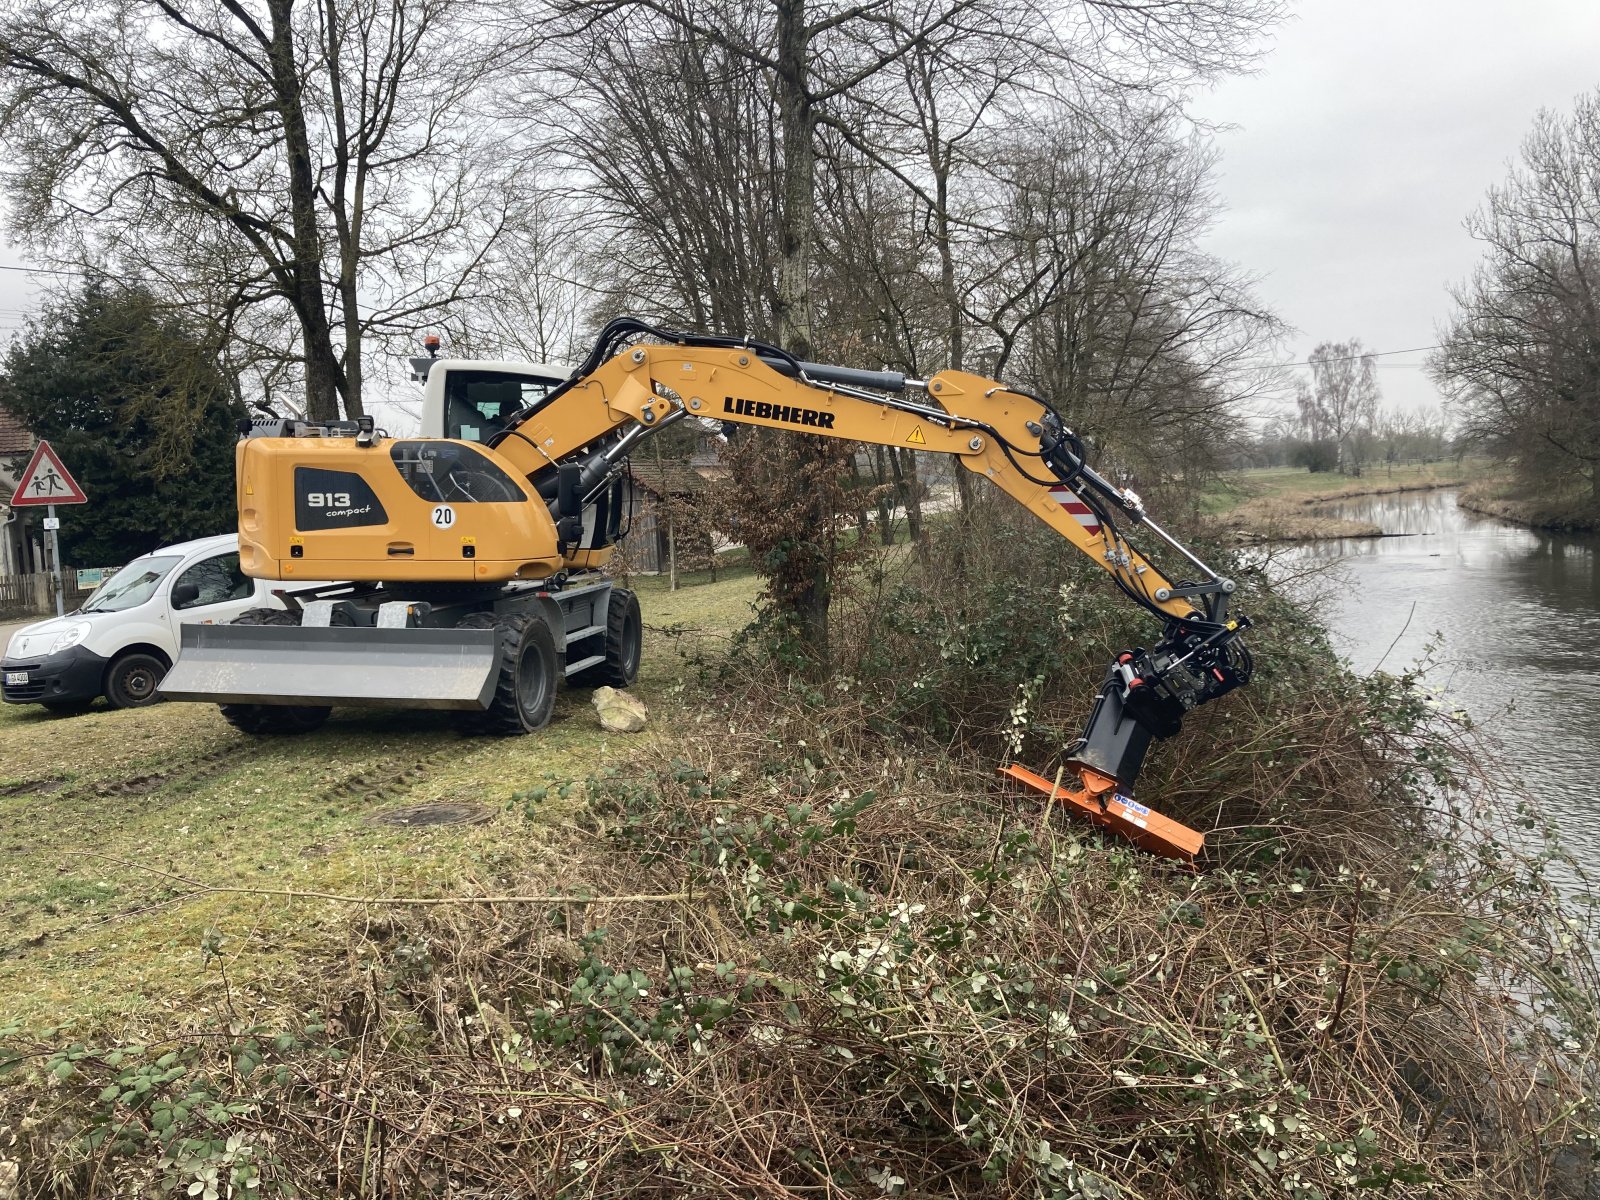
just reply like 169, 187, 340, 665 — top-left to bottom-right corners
1457, 477, 1600, 533
1210, 461, 1479, 541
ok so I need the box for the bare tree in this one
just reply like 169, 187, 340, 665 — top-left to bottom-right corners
536, 0, 1284, 653
1305, 341, 1380, 475
0, 0, 527, 419
1294, 377, 1323, 442
545, 13, 783, 333
954, 106, 1281, 488
1433, 91, 1600, 508
541, 0, 1011, 662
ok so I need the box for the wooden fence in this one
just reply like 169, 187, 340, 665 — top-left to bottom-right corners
0, 570, 109, 620
0, 573, 50, 619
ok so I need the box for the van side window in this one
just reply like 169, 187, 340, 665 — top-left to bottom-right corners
172, 553, 252, 610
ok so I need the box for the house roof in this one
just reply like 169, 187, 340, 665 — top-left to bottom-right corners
628, 461, 708, 498
0, 409, 31, 456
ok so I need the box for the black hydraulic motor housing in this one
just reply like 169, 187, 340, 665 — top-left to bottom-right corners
1068, 619, 1252, 793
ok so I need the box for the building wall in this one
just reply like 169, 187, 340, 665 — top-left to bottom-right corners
0, 453, 39, 577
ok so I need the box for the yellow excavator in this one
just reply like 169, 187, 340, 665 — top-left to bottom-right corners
160, 318, 1251, 860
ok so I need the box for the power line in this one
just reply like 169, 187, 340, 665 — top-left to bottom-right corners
1278, 344, 1441, 369
0, 263, 90, 277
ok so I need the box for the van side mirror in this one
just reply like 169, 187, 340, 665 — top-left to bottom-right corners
171, 582, 201, 609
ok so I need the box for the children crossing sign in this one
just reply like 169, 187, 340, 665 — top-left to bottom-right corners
9, 441, 87, 617
10, 441, 87, 506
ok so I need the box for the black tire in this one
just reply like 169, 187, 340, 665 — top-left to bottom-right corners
571, 589, 642, 689
216, 609, 336, 736
454, 611, 559, 736
104, 651, 169, 710
219, 702, 332, 736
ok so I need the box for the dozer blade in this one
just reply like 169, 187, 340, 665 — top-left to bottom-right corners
159, 623, 501, 710
997, 762, 1204, 862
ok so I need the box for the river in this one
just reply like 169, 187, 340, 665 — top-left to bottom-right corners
1284, 488, 1600, 868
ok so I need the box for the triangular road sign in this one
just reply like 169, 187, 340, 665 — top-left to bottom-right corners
10, 440, 88, 506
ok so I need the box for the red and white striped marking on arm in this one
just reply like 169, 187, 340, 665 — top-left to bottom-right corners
1048, 487, 1102, 536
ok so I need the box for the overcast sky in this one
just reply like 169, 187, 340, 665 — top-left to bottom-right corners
1193, 0, 1600, 416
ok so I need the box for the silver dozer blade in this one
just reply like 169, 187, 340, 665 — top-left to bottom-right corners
159, 623, 501, 710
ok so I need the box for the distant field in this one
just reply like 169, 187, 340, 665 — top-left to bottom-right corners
1203, 459, 1481, 514
1205, 460, 1484, 538
0, 566, 761, 1035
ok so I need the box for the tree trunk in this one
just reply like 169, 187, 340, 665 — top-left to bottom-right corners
266, 0, 343, 422
772, 0, 831, 667
667, 513, 677, 591
890, 448, 926, 556
930, 131, 980, 523
872, 447, 894, 545
321, 0, 364, 420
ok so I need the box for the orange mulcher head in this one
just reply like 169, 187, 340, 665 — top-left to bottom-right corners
997, 762, 1204, 862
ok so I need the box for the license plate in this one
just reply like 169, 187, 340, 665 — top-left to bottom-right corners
4, 671, 28, 686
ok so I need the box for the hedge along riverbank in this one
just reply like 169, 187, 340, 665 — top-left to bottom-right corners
1457, 478, 1600, 535
2, 512, 1596, 1198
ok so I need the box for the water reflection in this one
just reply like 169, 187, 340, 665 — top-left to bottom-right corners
1279, 489, 1600, 868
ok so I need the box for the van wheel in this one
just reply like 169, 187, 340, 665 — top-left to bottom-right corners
216, 609, 335, 736
105, 651, 169, 709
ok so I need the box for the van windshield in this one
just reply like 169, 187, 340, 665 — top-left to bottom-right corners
80, 556, 183, 613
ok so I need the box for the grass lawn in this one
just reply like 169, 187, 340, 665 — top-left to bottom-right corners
0, 566, 762, 1035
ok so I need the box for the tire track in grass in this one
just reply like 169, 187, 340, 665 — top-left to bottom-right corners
1, 709, 568, 983
0, 733, 466, 961
89, 738, 267, 798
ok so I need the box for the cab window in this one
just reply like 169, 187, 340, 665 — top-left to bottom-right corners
445, 372, 558, 442
171, 553, 252, 610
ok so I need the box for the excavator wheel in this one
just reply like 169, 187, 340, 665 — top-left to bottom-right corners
217, 608, 342, 736
572, 588, 642, 689
453, 611, 559, 736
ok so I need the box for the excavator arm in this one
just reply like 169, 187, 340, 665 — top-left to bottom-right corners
163, 318, 1250, 860
491, 322, 1231, 628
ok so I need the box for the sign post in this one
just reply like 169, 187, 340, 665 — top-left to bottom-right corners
9, 441, 88, 617
46, 505, 61, 615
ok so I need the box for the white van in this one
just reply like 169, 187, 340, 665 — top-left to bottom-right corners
1, 533, 322, 711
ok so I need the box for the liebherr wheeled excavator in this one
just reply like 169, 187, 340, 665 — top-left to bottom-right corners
159, 318, 1251, 860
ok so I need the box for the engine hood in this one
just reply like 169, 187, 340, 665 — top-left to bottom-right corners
5, 615, 87, 661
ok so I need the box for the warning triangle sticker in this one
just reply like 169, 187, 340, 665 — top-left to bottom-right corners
10, 440, 88, 506
905, 426, 926, 445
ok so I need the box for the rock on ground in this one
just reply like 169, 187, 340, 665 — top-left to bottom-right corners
592, 686, 647, 733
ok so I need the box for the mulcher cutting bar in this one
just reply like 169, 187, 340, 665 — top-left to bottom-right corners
158, 623, 501, 710
997, 761, 1204, 862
